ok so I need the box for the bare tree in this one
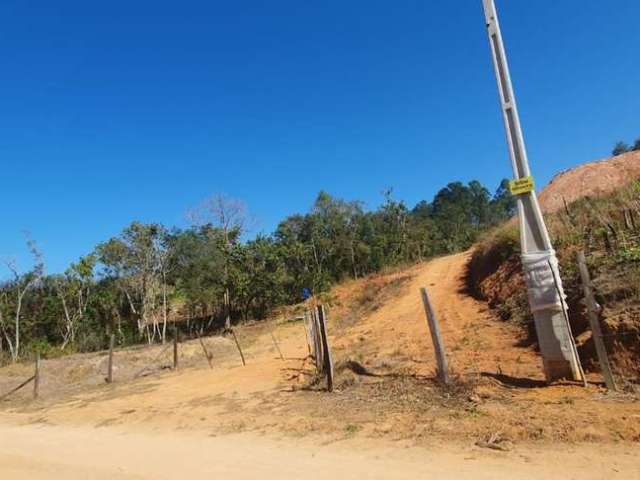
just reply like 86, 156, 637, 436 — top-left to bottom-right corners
1, 235, 44, 362
54, 254, 95, 349
188, 194, 248, 329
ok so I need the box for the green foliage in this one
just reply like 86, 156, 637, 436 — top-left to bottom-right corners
1, 179, 515, 360
612, 141, 631, 156
618, 246, 640, 263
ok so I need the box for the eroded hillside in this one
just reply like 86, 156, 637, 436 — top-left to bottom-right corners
470, 153, 640, 382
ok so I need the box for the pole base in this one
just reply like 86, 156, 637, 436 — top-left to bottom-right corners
542, 359, 584, 383
534, 311, 584, 383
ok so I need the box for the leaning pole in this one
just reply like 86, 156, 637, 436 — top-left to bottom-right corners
481, 0, 584, 382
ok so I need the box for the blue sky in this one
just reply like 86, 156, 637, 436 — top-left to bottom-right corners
1, 1, 639, 275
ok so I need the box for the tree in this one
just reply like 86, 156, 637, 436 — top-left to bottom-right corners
634, 138, 640, 152
431, 182, 478, 252
490, 178, 516, 223
55, 254, 96, 349
376, 189, 410, 263
96, 222, 168, 343
167, 226, 227, 326
0, 236, 44, 362
188, 194, 248, 329
612, 141, 630, 156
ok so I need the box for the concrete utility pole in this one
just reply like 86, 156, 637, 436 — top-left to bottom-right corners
481, 0, 583, 382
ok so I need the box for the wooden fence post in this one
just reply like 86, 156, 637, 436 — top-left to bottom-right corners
269, 321, 284, 361
197, 333, 214, 370
577, 251, 618, 391
33, 353, 40, 399
173, 324, 179, 370
311, 308, 324, 373
316, 305, 334, 392
302, 311, 312, 356
107, 333, 115, 383
229, 329, 246, 366
420, 288, 450, 385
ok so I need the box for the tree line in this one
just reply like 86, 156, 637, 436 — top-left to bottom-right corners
0, 180, 515, 362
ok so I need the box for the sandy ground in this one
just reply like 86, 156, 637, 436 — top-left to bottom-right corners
1, 423, 638, 480
1, 252, 639, 478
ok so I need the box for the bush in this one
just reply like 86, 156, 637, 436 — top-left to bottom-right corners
612, 141, 630, 156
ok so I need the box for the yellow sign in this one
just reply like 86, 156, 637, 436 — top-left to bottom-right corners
509, 176, 535, 195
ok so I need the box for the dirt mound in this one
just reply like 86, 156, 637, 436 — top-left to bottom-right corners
538, 150, 640, 214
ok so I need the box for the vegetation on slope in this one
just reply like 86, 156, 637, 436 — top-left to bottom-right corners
470, 181, 640, 380
0, 179, 515, 363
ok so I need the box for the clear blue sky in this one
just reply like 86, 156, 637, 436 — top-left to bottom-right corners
1, 1, 639, 275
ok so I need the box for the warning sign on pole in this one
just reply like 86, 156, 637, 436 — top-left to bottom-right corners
508, 176, 535, 195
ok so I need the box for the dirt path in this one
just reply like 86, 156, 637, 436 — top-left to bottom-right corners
334, 251, 542, 380
1, 423, 638, 480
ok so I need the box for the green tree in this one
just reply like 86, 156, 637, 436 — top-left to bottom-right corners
96, 222, 168, 343
612, 141, 630, 156
489, 178, 516, 223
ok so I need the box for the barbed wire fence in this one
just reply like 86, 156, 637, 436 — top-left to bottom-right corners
0, 305, 337, 402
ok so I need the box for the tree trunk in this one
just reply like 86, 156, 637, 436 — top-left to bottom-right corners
224, 288, 231, 330
0, 320, 15, 361
161, 273, 168, 344
57, 288, 73, 350
14, 291, 25, 363
349, 241, 358, 279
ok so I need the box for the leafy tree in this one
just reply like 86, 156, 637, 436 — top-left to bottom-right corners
96, 222, 168, 343
490, 178, 517, 222
188, 194, 248, 329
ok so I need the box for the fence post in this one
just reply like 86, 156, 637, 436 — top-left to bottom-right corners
229, 329, 246, 366
33, 353, 40, 399
107, 333, 115, 383
311, 308, 324, 373
197, 333, 214, 370
420, 287, 450, 385
316, 305, 334, 392
302, 311, 312, 356
269, 321, 284, 361
577, 251, 618, 391
173, 324, 179, 370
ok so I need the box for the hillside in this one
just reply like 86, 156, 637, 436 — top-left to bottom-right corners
471, 152, 640, 380
2, 251, 638, 445
538, 150, 640, 213
2, 154, 640, 477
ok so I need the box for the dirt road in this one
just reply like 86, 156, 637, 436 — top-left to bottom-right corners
1, 423, 638, 480
334, 251, 543, 379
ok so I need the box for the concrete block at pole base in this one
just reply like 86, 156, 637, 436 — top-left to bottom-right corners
521, 251, 583, 382
533, 310, 583, 382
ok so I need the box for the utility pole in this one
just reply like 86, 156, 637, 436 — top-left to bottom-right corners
481, 0, 583, 382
